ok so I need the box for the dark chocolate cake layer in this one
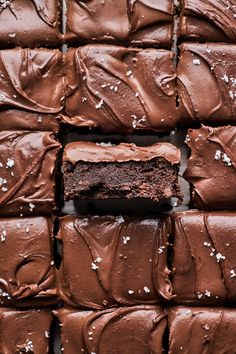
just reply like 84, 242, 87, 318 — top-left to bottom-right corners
184, 125, 236, 210
63, 45, 179, 133
168, 307, 236, 353
0, 48, 64, 113
55, 306, 167, 354
168, 211, 236, 305
0, 308, 52, 353
0, 0, 61, 48
63, 142, 182, 203
179, 0, 236, 43
65, 0, 174, 47
0, 217, 57, 307
177, 43, 236, 124
0, 109, 60, 132
58, 215, 171, 309
0, 131, 61, 216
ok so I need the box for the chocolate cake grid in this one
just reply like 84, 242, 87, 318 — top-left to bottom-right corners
1, 0, 236, 353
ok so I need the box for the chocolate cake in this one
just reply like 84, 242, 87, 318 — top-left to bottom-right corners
0, 308, 52, 353
0, 48, 64, 113
168, 211, 236, 304
177, 43, 236, 124
168, 307, 236, 353
0, 217, 57, 307
0, 0, 61, 48
0, 109, 60, 132
179, 0, 236, 43
65, 0, 174, 47
63, 45, 179, 133
184, 125, 236, 210
62, 141, 182, 203
58, 215, 172, 309
55, 306, 167, 354
0, 131, 61, 216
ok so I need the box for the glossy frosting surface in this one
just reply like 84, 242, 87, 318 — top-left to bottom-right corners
63, 141, 181, 165
168, 306, 236, 353
64, 45, 179, 133
66, 0, 174, 47
177, 43, 236, 123
0, 217, 57, 307
0, 131, 61, 216
58, 215, 172, 308
180, 0, 236, 42
0, 0, 61, 47
0, 308, 52, 353
0, 48, 64, 113
184, 125, 236, 209
169, 211, 236, 304
55, 306, 167, 354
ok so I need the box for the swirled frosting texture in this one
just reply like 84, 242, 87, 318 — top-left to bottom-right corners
184, 125, 236, 210
0, 48, 64, 113
66, 0, 174, 47
0, 217, 57, 307
64, 45, 179, 133
169, 211, 236, 304
177, 43, 236, 123
0, 131, 61, 216
58, 215, 172, 309
0, 0, 61, 47
55, 306, 167, 354
180, 0, 236, 42
0, 308, 52, 353
168, 307, 236, 353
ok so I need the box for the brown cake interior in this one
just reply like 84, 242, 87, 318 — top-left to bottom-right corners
63, 157, 182, 202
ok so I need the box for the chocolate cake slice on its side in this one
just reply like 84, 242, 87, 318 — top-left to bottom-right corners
62, 142, 183, 203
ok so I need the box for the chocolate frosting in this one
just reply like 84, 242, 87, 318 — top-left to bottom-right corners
63, 141, 181, 165
0, 0, 61, 47
177, 43, 236, 123
0, 109, 60, 132
0, 131, 61, 216
63, 45, 179, 133
0, 217, 57, 307
0, 48, 64, 113
66, 0, 174, 47
168, 307, 236, 353
55, 306, 167, 354
168, 211, 236, 304
184, 125, 236, 210
180, 0, 236, 42
0, 308, 52, 353
58, 215, 172, 309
